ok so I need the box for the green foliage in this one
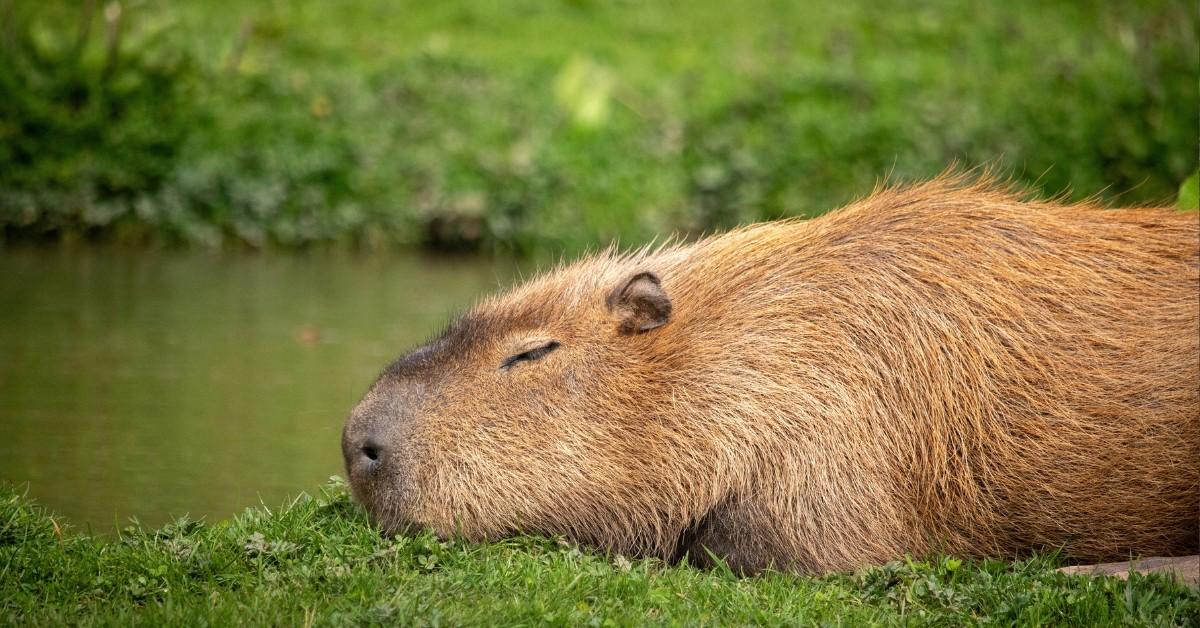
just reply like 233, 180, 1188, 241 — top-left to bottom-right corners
0, 1, 199, 237
1178, 171, 1199, 210
0, 0, 1197, 253
2, 480, 1198, 625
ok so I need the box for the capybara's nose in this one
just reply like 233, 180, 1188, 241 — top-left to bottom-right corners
360, 439, 382, 464
354, 438, 384, 471
343, 420, 386, 476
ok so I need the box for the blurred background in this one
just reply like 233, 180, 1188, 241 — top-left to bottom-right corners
1, 0, 1197, 532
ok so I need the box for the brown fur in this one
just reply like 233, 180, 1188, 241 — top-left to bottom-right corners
343, 174, 1200, 574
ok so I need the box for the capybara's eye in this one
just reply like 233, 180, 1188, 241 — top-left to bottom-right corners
500, 340, 560, 371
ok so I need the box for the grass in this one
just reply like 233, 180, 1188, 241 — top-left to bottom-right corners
3, 479, 1197, 626
1, 0, 1197, 254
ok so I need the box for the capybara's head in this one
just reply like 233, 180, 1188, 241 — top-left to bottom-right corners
342, 257, 720, 558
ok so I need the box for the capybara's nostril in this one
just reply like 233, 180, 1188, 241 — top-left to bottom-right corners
360, 440, 382, 464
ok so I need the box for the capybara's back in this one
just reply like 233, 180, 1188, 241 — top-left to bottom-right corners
344, 175, 1200, 574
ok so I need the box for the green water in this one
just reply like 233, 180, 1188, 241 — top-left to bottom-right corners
0, 246, 521, 533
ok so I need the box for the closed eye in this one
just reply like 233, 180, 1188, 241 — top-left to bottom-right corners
500, 341, 560, 370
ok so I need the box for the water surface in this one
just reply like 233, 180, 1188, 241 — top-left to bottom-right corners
0, 246, 521, 532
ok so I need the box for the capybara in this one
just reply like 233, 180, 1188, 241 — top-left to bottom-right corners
343, 175, 1200, 574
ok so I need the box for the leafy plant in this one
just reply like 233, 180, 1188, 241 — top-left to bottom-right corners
1, 1, 1196, 253
0, 0, 200, 238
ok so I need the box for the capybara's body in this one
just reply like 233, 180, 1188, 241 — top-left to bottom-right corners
343, 176, 1200, 574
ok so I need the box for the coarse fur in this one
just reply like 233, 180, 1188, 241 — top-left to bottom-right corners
343, 174, 1200, 575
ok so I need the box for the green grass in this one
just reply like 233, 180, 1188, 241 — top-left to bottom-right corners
3, 480, 1197, 626
1, 0, 1197, 254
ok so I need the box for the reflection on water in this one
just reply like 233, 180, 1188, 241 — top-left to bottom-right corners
0, 246, 523, 533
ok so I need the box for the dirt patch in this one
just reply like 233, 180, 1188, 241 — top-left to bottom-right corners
1059, 556, 1199, 588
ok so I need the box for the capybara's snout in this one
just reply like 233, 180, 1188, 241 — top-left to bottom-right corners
341, 376, 413, 508
342, 352, 446, 532
342, 412, 385, 479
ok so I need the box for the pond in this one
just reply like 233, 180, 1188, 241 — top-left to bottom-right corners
0, 246, 523, 533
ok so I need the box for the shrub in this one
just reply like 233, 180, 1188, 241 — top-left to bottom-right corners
1, 1, 1196, 253
0, 1, 199, 239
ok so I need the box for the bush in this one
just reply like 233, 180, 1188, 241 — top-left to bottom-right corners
0, 1, 199, 239
683, 2, 1199, 230
1, 1, 1196, 253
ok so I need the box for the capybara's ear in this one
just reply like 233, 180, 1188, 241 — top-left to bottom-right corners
606, 271, 672, 334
